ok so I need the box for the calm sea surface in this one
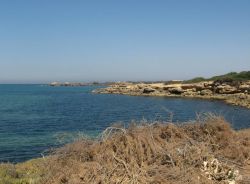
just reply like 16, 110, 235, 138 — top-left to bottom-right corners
1, 84, 250, 163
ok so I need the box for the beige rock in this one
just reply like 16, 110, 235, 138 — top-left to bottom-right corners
181, 83, 204, 91
169, 87, 184, 94
162, 84, 182, 90
182, 89, 196, 96
136, 84, 145, 89
200, 89, 213, 96
50, 82, 60, 86
143, 87, 155, 94
239, 84, 250, 91
216, 85, 238, 94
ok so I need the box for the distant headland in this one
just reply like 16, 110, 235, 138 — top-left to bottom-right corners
49, 81, 107, 87
94, 71, 250, 108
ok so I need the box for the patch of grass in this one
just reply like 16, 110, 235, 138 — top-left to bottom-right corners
184, 77, 206, 83
0, 158, 44, 184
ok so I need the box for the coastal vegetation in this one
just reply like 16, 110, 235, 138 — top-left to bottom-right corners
1, 115, 250, 184
185, 71, 250, 83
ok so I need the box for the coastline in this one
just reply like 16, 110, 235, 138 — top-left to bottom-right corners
93, 80, 250, 109
1, 80, 250, 183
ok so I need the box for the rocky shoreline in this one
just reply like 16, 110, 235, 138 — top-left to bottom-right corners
93, 80, 250, 108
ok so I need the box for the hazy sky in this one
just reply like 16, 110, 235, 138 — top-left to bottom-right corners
0, 0, 249, 83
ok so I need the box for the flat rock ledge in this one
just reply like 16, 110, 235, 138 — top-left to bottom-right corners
93, 80, 250, 109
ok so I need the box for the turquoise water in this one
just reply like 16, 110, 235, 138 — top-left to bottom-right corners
1, 84, 250, 163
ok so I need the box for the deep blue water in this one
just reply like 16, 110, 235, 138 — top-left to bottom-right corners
1, 84, 250, 163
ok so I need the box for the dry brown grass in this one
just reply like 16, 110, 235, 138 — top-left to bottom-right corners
36, 115, 250, 184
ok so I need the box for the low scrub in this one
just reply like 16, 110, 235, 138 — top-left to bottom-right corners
185, 71, 250, 83
1, 115, 250, 184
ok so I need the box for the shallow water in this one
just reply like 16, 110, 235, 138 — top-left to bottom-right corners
0, 84, 250, 163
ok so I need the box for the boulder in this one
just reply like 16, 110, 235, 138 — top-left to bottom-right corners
136, 84, 145, 89
50, 82, 60, 86
162, 84, 182, 90
169, 87, 184, 95
181, 84, 197, 90
239, 84, 250, 91
200, 89, 213, 96
203, 81, 213, 86
143, 87, 155, 94
181, 83, 205, 91
182, 89, 196, 96
216, 85, 238, 94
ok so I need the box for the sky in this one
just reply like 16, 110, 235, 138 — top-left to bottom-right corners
0, 0, 249, 83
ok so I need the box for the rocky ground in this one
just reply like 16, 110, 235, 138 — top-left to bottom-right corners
93, 80, 250, 109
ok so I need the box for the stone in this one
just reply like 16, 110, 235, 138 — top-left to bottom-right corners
136, 84, 144, 89
50, 82, 60, 86
239, 93, 247, 99
181, 83, 205, 91
203, 81, 213, 87
200, 89, 213, 96
182, 89, 196, 96
143, 87, 155, 94
181, 84, 197, 90
169, 87, 184, 94
216, 85, 238, 94
239, 84, 250, 91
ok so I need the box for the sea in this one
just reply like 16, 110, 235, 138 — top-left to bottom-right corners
1, 84, 250, 163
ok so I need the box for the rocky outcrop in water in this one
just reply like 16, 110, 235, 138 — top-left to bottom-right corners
49, 82, 101, 87
93, 80, 250, 108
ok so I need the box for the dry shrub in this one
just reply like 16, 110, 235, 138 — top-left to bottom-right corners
40, 116, 250, 184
